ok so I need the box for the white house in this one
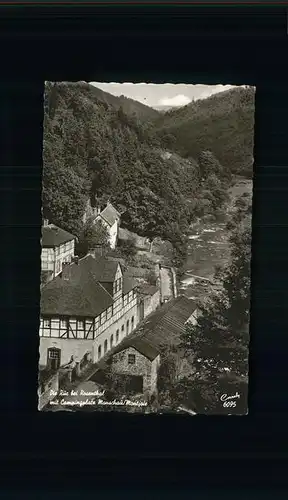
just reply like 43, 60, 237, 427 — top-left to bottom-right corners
83, 201, 121, 250
39, 253, 139, 369
41, 221, 77, 281
94, 203, 121, 250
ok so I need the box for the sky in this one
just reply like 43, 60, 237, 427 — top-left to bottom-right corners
89, 82, 236, 109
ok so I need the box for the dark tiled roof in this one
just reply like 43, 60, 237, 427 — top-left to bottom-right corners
106, 255, 126, 267
98, 203, 120, 227
80, 254, 119, 283
109, 295, 198, 361
122, 272, 138, 295
41, 256, 115, 317
42, 224, 76, 248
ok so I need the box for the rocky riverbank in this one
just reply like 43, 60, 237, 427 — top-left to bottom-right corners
179, 177, 252, 302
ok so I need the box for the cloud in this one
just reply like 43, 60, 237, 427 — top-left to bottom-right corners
158, 94, 192, 107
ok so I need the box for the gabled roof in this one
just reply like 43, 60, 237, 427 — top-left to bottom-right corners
109, 295, 198, 361
79, 254, 120, 283
40, 255, 122, 317
122, 272, 138, 295
42, 224, 76, 248
96, 203, 120, 227
41, 273, 113, 318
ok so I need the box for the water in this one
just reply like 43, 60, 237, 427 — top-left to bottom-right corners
180, 179, 252, 301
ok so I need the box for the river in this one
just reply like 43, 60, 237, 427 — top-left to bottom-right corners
179, 178, 252, 302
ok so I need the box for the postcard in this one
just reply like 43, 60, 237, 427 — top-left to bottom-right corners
39, 81, 254, 414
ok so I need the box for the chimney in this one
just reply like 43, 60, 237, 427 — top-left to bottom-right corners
43, 219, 49, 227
73, 255, 79, 265
93, 205, 101, 216
94, 245, 103, 257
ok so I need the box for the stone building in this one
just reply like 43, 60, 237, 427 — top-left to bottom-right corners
39, 253, 139, 369
41, 220, 77, 281
106, 295, 198, 399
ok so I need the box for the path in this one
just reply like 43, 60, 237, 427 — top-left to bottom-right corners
160, 266, 173, 301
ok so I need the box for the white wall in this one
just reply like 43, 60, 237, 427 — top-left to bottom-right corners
41, 240, 75, 278
186, 309, 199, 326
39, 295, 139, 367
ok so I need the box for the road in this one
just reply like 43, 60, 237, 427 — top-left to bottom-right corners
160, 266, 173, 301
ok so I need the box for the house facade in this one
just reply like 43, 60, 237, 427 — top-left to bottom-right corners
104, 295, 199, 399
41, 220, 77, 280
39, 254, 139, 369
110, 345, 160, 398
83, 201, 121, 250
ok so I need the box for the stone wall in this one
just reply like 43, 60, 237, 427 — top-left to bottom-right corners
38, 371, 59, 410
111, 346, 153, 395
143, 290, 161, 318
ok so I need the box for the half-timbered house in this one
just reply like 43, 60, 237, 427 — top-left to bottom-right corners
41, 220, 77, 280
39, 253, 139, 369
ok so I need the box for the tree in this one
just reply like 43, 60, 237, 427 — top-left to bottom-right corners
178, 194, 252, 413
119, 239, 137, 260
76, 218, 110, 257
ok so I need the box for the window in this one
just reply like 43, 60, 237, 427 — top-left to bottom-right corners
60, 319, 67, 329
107, 307, 112, 320
77, 320, 84, 330
113, 281, 117, 294
98, 345, 102, 359
118, 278, 122, 291
116, 329, 119, 343
121, 325, 124, 333
48, 349, 59, 359
128, 354, 136, 365
124, 296, 127, 306
110, 335, 114, 349
131, 316, 134, 330
42, 261, 48, 270
104, 340, 108, 354
44, 319, 51, 328
126, 320, 129, 335
100, 311, 107, 325
47, 348, 61, 371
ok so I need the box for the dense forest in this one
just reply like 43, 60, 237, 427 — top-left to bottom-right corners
42, 82, 253, 267
157, 191, 252, 414
152, 86, 255, 176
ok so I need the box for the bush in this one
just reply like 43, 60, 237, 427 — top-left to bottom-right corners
119, 239, 137, 259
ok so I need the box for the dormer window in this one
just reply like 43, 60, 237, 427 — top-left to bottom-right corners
113, 278, 122, 294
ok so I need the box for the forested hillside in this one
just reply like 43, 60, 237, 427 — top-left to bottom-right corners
152, 86, 255, 176
42, 82, 234, 266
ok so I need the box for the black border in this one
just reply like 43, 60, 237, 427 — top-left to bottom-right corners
1, 2, 288, 489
